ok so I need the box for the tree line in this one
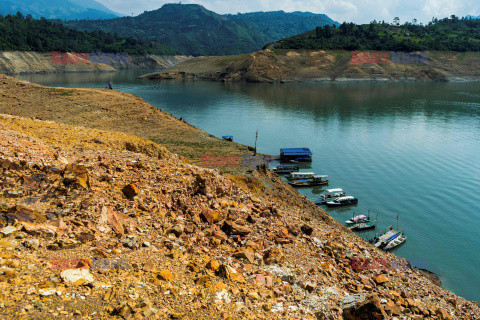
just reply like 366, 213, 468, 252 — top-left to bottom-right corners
0, 12, 177, 54
274, 16, 480, 52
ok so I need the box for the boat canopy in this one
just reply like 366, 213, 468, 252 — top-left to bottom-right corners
291, 172, 315, 176
336, 196, 355, 201
325, 188, 343, 193
387, 232, 401, 242
280, 148, 312, 156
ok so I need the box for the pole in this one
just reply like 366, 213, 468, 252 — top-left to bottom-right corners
254, 130, 258, 156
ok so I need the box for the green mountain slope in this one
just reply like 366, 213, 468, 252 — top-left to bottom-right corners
0, 14, 175, 54
273, 17, 480, 52
227, 11, 339, 43
62, 4, 338, 56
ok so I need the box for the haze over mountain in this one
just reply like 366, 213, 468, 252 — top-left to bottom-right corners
62, 4, 338, 55
0, 0, 121, 20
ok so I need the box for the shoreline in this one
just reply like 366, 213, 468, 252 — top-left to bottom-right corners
0, 51, 190, 75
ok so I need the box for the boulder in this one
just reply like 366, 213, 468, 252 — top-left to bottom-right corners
63, 164, 91, 189
343, 295, 387, 320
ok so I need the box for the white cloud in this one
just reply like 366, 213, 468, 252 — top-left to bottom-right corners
95, 0, 480, 23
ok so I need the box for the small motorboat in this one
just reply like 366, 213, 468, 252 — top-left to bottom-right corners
345, 214, 369, 225
384, 232, 407, 251
326, 196, 358, 207
288, 175, 329, 187
222, 136, 233, 142
370, 225, 406, 250
272, 164, 299, 174
286, 172, 315, 181
316, 188, 346, 205
349, 221, 376, 231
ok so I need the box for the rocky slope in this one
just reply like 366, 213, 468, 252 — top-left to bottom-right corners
141, 50, 480, 83
0, 52, 190, 74
0, 74, 479, 319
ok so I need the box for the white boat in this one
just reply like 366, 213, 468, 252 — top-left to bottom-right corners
326, 196, 358, 207
286, 172, 315, 181
345, 214, 369, 224
384, 232, 407, 251
371, 225, 406, 250
316, 188, 346, 204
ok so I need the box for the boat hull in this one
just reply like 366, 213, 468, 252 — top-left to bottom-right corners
289, 180, 329, 187
326, 199, 358, 207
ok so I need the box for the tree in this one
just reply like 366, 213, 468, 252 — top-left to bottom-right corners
393, 17, 400, 26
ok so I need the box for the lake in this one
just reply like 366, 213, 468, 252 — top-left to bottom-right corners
18, 71, 480, 302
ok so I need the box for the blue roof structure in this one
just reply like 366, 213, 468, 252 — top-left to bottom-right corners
280, 148, 312, 156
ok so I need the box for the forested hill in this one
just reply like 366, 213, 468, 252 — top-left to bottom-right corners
62, 4, 338, 56
272, 17, 480, 52
0, 0, 120, 20
0, 13, 176, 54
226, 11, 339, 43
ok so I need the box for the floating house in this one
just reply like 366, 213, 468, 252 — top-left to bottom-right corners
280, 148, 312, 163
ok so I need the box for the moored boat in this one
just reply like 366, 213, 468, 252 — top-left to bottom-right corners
316, 188, 346, 205
286, 172, 315, 181
345, 214, 369, 224
371, 225, 406, 250
384, 232, 407, 250
272, 164, 299, 174
280, 148, 312, 163
326, 196, 358, 207
288, 175, 329, 187
349, 221, 376, 231
222, 135, 233, 141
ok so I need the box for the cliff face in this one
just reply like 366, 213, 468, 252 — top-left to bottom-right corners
0, 74, 479, 319
142, 50, 480, 83
0, 52, 190, 74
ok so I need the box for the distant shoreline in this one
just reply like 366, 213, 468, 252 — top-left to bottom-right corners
141, 49, 480, 83
0, 51, 190, 75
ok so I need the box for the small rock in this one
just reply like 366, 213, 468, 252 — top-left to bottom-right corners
200, 209, 222, 224
0, 226, 16, 236
122, 183, 139, 200
60, 269, 94, 286
264, 247, 285, 265
374, 274, 389, 285
158, 270, 174, 281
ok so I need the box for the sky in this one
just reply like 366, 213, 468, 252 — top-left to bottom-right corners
95, 0, 480, 24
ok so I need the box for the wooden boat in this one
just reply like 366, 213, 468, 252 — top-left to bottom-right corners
272, 164, 299, 174
316, 188, 346, 205
326, 196, 358, 207
288, 175, 329, 187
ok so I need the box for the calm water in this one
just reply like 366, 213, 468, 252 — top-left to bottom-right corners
18, 71, 480, 301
